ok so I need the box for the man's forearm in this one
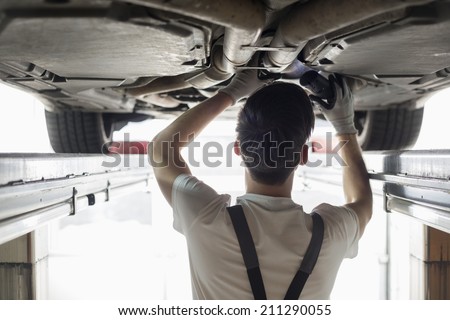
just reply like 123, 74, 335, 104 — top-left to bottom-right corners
337, 134, 372, 204
152, 92, 233, 153
337, 134, 373, 233
149, 92, 233, 205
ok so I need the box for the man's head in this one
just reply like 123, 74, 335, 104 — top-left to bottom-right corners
235, 82, 315, 185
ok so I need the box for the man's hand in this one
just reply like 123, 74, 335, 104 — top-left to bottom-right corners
220, 66, 271, 105
311, 75, 357, 135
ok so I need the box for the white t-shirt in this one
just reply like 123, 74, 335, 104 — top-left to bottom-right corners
172, 174, 360, 300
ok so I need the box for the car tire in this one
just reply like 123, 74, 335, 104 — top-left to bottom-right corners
45, 110, 113, 153
354, 107, 424, 150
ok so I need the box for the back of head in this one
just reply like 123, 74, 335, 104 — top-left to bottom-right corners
236, 82, 315, 185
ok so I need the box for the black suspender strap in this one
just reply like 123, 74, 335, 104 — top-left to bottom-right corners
284, 213, 324, 300
227, 205, 324, 300
227, 205, 267, 300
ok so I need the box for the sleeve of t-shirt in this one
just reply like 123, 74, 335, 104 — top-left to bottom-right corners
313, 203, 361, 259
171, 174, 231, 235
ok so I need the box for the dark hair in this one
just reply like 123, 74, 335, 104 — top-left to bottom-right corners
236, 82, 314, 185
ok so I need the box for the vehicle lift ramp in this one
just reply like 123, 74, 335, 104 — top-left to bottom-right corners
0, 153, 152, 299
0, 150, 449, 299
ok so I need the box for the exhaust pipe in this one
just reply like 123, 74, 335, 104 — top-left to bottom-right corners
126, 0, 265, 72
127, 43, 232, 96
267, 0, 431, 70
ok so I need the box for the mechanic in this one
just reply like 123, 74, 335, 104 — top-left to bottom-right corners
149, 67, 373, 299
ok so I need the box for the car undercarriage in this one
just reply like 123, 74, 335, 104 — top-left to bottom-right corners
1, 0, 449, 152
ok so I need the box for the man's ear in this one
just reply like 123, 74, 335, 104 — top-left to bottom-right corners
234, 140, 241, 156
299, 144, 309, 166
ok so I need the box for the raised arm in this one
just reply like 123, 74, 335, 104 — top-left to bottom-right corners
150, 68, 269, 206
150, 92, 233, 206
338, 134, 372, 235
313, 76, 373, 235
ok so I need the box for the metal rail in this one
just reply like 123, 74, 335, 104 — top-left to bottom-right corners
0, 153, 151, 245
0, 149, 449, 245
301, 149, 450, 233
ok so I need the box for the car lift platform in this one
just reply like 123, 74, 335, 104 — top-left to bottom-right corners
300, 149, 450, 234
0, 153, 152, 246
0, 149, 449, 246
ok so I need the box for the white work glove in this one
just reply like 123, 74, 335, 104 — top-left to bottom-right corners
310, 75, 357, 135
220, 60, 272, 104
